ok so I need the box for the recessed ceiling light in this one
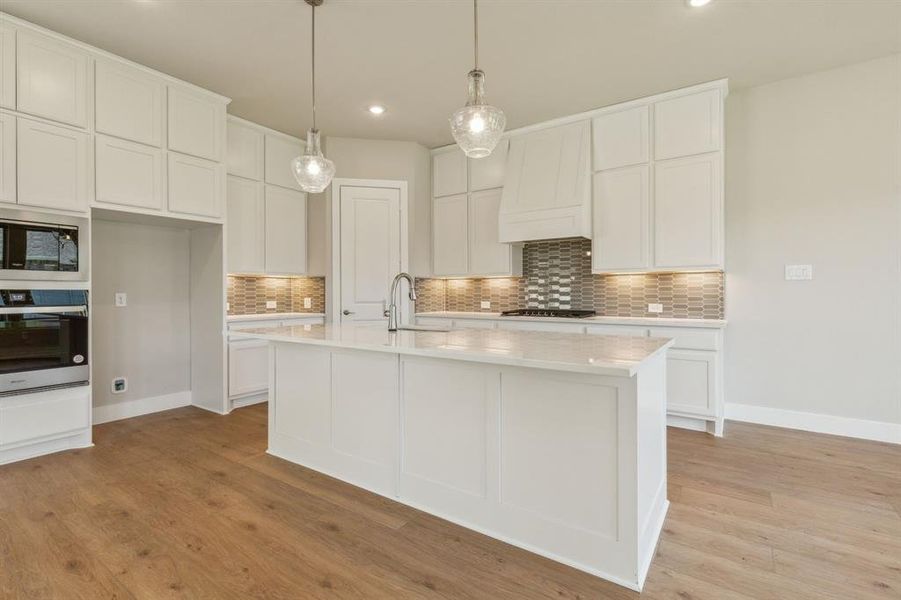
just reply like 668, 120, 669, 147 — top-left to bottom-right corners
688, 0, 712, 6
368, 105, 386, 115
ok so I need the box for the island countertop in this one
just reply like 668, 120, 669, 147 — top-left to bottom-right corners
230, 323, 674, 377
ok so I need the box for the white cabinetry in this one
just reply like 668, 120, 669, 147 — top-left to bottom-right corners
591, 81, 726, 273
264, 185, 307, 275
0, 385, 92, 466
0, 111, 15, 205
0, 21, 15, 110
226, 118, 263, 180
433, 193, 469, 276
95, 134, 164, 210
469, 139, 507, 191
167, 151, 222, 218
499, 120, 592, 242
432, 147, 467, 197
168, 85, 223, 161
226, 175, 265, 274
16, 31, 88, 128
469, 188, 520, 276
16, 116, 88, 213
95, 59, 163, 147
264, 133, 303, 191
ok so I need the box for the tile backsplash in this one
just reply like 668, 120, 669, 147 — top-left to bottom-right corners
415, 238, 724, 320
227, 275, 326, 315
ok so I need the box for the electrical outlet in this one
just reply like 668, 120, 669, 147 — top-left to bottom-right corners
111, 377, 127, 394
266, 300, 277, 309
648, 303, 664, 314
226, 302, 230, 311
115, 293, 127, 307
785, 264, 813, 280
303, 297, 312, 309
480, 300, 491, 309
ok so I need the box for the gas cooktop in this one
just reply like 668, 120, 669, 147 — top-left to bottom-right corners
500, 309, 597, 319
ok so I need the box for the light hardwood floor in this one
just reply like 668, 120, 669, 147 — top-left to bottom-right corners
1, 404, 899, 599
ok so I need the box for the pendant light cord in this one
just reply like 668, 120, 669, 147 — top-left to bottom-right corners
473, 0, 479, 71
311, 2, 317, 131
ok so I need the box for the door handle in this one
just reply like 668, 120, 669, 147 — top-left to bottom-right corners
342, 309, 355, 316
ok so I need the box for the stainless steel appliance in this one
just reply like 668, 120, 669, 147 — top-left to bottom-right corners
500, 309, 597, 318
0, 214, 87, 281
0, 289, 89, 394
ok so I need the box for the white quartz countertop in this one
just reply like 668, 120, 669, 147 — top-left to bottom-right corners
227, 312, 325, 322
230, 323, 674, 377
416, 311, 726, 329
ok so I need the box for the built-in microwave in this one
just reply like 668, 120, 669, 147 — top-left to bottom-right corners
0, 213, 88, 281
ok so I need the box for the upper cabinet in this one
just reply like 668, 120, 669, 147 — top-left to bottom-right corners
95, 59, 163, 147
0, 111, 15, 205
264, 185, 307, 275
168, 151, 222, 218
0, 22, 15, 110
16, 117, 88, 213
95, 134, 164, 211
264, 134, 303, 191
226, 175, 265, 274
654, 89, 722, 160
469, 139, 507, 191
226, 118, 264, 181
168, 85, 224, 161
432, 148, 467, 197
432, 193, 469, 276
591, 81, 727, 273
592, 105, 648, 171
499, 120, 592, 243
16, 31, 88, 128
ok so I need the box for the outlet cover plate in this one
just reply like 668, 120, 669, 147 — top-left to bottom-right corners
304, 297, 312, 309
266, 300, 277, 309
115, 293, 127, 307
648, 303, 664, 314
480, 300, 491, 309
785, 264, 813, 280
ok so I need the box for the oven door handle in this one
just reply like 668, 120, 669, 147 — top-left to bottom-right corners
0, 305, 88, 315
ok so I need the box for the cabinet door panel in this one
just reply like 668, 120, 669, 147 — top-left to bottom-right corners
469, 139, 507, 191
226, 119, 263, 180
168, 86, 223, 161
654, 89, 721, 160
592, 165, 649, 272
592, 105, 648, 171
226, 176, 265, 274
469, 188, 512, 276
95, 59, 163, 147
432, 149, 467, 197
228, 340, 269, 397
0, 22, 15, 110
264, 134, 303, 191
654, 153, 720, 268
95, 135, 163, 210
666, 349, 716, 417
0, 112, 15, 205
168, 151, 222, 218
16, 31, 88, 127
17, 117, 88, 213
265, 185, 307, 274
432, 193, 468, 276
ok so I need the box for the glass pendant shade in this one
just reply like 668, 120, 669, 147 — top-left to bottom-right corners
450, 69, 506, 159
291, 129, 335, 193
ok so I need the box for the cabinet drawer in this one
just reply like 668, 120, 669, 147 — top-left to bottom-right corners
0, 386, 90, 447
648, 327, 719, 351
584, 324, 648, 337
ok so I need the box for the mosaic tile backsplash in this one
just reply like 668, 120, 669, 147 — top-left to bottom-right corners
414, 238, 724, 320
227, 276, 326, 315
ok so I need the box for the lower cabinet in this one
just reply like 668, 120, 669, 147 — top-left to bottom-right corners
665, 349, 717, 417
0, 385, 92, 465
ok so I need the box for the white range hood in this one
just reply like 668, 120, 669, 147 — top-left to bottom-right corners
498, 119, 592, 243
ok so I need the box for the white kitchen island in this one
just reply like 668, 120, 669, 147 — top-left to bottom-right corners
231, 323, 673, 591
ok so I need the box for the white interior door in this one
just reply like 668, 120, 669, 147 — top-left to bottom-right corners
339, 184, 403, 323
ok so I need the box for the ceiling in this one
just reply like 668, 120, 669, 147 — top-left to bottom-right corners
2, 0, 899, 148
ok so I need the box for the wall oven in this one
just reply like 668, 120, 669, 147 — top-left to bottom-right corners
0, 290, 89, 395
0, 213, 88, 282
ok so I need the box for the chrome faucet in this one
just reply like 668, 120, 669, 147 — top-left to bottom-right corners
387, 272, 417, 331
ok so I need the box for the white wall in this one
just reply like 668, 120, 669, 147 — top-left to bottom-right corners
725, 54, 901, 433
92, 219, 192, 412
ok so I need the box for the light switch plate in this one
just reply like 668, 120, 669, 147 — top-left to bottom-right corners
648, 303, 664, 314
266, 300, 277, 309
480, 300, 491, 309
115, 293, 127, 307
785, 264, 813, 280
303, 297, 312, 309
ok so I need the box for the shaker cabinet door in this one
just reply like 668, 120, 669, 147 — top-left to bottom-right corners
95, 134, 164, 210
167, 151, 222, 218
264, 184, 307, 274
16, 31, 88, 127
95, 59, 164, 147
226, 176, 265, 274
592, 105, 649, 171
168, 85, 224, 161
0, 111, 15, 205
592, 165, 649, 272
264, 134, 303, 191
469, 188, 511, 276
226, 119, 264, 181
0, 22, 15, 110
654, 89, 721, 160
432, 149, 467, 197
16, 117, 88, 213
469, 139, 507, 191
432, 193, 468, 276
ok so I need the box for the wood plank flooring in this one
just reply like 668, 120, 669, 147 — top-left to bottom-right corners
1, 404, 899, 599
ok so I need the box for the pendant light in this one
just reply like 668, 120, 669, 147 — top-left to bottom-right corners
449, 0, 506, 159
291, 0, 335, 193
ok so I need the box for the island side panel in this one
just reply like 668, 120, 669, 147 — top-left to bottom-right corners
268, 342, 399, 497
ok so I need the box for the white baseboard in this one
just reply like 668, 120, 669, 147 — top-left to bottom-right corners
93, 391, 192, 425
725, 403, 901, 445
